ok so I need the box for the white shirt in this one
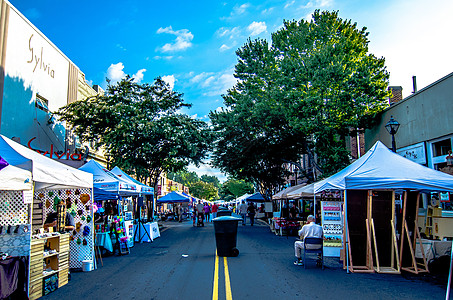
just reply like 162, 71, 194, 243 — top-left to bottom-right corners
298, 222, 323, 240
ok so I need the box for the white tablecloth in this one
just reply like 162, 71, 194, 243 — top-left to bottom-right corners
415, 239, 451, 261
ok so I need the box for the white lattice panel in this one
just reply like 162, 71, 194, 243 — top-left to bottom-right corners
0, 191, 29, 226
39, 188, 94, 268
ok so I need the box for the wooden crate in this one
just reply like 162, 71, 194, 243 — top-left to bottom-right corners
58, 268, 69, 288
29, 278, 42, 300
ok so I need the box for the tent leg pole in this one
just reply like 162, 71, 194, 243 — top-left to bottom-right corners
446, 243, 453, 300
345, 190, 349, 274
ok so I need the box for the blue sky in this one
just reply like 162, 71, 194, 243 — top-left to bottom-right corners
9, 0, 453, 181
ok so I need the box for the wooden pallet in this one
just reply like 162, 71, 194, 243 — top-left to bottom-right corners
399, 192, 429, 274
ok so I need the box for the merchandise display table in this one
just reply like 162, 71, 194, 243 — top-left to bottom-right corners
272, 218, 300, 236
95, 232, 113, 252
415, 238, 452, 261
134, 222, 160, 242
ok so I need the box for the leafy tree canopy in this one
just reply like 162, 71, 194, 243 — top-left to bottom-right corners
55, 76, 212, 189
167, 170, 200, 187
210, 10, 390, 197
219, 178, 254, 200
188, 181, 219, 200
200, 174, 221, 189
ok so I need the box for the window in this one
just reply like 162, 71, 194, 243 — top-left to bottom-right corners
432, 139, 451, 157
434, 162, 447, 171
35, 94, 49, 112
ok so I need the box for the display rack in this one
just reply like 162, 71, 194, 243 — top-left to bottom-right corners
424, 205, 442, 237
29, 233, 70, 300
321, 200, 343, 257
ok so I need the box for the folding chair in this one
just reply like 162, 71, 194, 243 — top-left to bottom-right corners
303, 237, 324, 269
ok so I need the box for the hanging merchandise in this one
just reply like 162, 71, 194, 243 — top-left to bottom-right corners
41, 188, 94, 268
80, 194, 90, 205
82, 226, 90, 237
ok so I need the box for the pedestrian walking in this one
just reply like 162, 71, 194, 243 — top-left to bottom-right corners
192, 207, 196, 227
177, 204, 183, 222
239, 201, 248, 225
211, 202, 218, 219
247, 202, 256, 226
203, 203, 211, 222
196, 201, 204, 226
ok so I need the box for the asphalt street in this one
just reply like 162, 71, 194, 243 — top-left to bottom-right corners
42, 219, 448, 300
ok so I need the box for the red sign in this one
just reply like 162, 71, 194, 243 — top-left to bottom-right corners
27, 137, 85, 161
157, 185, 162, 195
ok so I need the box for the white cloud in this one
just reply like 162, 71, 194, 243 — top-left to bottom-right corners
190, 72, 214, 84
190, 69, 237, 97
133, 69, 146, 83
106, 62, 126, 84
106, 62, 146, 85
216, 26, 241, 39
187, 162, 227, 183
222, 3, 250, 20
116, 44, 127, 51
156, 26, 194, 52
285, 1, 295, 9
153, 55, 174, 60
298, 0, 332, 9
233, 3, 250, 15
247, 21, 267, 36
220, 44, 231, 52
261, 7, 274, 14
202, 76, 216, 88
162, 75, 176, 90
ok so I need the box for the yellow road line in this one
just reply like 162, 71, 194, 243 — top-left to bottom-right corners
224, 257, 233, 300
212, 253, 219, 300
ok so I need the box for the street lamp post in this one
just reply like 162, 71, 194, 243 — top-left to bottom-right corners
385, 116, 400, 153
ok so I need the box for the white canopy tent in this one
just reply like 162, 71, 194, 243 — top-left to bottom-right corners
0, 164, 32, 190
284, 141, 453, 199
314, 141, 453, 193
0, 135, 92, 190
273, 183, 307, 200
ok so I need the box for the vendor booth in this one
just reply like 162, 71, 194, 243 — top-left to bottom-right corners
111, 166, 154, 221
79, 160, 139, 255
271, 184, 312, 236
0, 135, 94, 299
110, 166, 155, 244
299, 141, 453, 274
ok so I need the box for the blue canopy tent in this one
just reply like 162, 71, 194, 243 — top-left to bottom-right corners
79, 160, 138, 196
93, 187, 119, 202
157, 191, 191, 203
110, 166, 154, 195
246, 192, 266, 202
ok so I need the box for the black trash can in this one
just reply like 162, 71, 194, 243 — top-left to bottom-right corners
213, 216, 241, 257
216, 209, 232, 217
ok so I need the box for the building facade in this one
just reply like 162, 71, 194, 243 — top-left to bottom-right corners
365, 73, 453, 174
0, 0, 103, 167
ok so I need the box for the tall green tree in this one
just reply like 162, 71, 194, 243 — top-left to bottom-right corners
273, 10, 390, 175
189, 181, 218, 200
200, 174, 221, 189
56, 76, 212, 193
219, 178, 254, 200
210, 10, 390, 197
167, 170, 200, 187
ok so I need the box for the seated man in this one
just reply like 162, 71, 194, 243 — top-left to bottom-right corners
294, 215, 323, 266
